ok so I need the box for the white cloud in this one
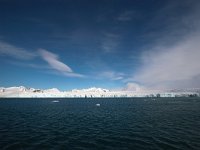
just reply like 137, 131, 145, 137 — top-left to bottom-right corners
0, 41, 84, 78
132, 33, 200, 89
0, 41, 36, 60
63, 72, 85, 78
38, 49, 84, 78
128, 1, 200, 90
39, 49, 72, 72
123, 82, 142, 91
98, 71, 124, 80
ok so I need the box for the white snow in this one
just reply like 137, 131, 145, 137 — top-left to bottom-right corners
0, 86, 199, 98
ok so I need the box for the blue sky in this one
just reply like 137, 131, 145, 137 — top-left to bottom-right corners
1, 0, 200, 90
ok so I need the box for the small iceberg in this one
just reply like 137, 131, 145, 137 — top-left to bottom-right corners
96, 104, 100, 107
52, 100, 59, 103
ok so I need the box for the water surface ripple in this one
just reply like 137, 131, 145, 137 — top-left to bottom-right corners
0, 98, 200, 149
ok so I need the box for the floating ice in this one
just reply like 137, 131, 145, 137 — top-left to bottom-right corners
52, 100, 59, 103
96, 104, 100, 107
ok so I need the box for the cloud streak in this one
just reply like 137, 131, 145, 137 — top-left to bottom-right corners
38, 49, 84, 78
0, 41, 36, 60
98, 71, 124, 80
0, 41, 84, 78
39, 49, 72, 73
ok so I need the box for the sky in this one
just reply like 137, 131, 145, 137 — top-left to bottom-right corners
0, 0, 200, 91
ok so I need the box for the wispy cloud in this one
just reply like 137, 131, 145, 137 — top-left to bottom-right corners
38, 49, 84, 78
117, 11, 134, 21
123, 82, 142, 91
98, 71, 124, 80
128, 1, 200, 90
101, 32, 119, 53
39, 49, 72, 72
7, 60, 50, 70
131, 33, 200, 89
0, 41, 36, 60
0, 41, 84, 78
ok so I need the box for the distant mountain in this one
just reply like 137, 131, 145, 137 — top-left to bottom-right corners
0, 86, 199, 98
71, 87, 109, 93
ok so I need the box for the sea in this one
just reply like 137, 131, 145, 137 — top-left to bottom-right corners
0, 98, 200, 150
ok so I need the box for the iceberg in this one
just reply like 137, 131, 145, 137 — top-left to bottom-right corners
96, 104, 100, 107
52, 100, 59, 103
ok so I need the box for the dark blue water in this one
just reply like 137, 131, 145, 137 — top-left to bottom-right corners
0, 98, 200, 150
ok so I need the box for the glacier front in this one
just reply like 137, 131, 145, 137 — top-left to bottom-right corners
0, 86, 199, 98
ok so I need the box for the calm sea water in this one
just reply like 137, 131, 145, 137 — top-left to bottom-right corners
0, 98, 200, 150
